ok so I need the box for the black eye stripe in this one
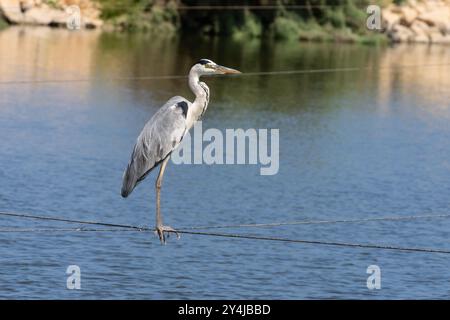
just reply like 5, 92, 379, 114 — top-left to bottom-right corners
198, 59, 212, 65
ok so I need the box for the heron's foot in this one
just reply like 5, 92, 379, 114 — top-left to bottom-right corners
154, 225, 180, 244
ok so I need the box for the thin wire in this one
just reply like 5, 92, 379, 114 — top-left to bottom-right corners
3, 210, 450, 231
240, 63, 450, 76
1, 63, 449, 86
0, 4, 368, 11
177, 230, 450, 254
0, 227, 137, 232
0, 225, 449, 254
0, 75, 187, 85
0, 211, 145, 230
179, 213, 450, 230
176, 5, 358, 10
1, 210, 450, 254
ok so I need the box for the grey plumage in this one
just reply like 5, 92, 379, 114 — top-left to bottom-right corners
120, 59, 240, 244
121, 96, 189, 197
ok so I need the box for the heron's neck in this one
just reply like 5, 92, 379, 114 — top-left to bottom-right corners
188, 70, 209, 124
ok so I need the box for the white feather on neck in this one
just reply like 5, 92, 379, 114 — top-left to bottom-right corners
187, 68, 210, 129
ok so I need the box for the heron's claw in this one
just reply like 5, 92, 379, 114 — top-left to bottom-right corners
155, 225, 180, 244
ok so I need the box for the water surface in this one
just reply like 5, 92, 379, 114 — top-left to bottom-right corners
1, 27, 450, 299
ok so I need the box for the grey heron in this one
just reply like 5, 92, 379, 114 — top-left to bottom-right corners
121, 59, 241, 244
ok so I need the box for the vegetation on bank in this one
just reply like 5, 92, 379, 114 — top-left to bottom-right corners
97, 0, 389, 43
0, 15, 7, 30
0, 0, 389, 43
98, 0, 180, 33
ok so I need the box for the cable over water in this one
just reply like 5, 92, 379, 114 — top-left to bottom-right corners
1, 63, 449, 85
1, 210, 450, 254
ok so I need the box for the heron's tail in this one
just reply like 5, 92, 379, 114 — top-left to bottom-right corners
121, 163, 137, 198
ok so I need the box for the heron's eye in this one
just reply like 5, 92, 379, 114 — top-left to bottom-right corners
205, 63, 215, 70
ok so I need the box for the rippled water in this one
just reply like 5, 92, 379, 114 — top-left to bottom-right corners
1, 26, 450, 299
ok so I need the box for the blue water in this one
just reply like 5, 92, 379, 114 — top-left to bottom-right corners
1, 27, 450, 299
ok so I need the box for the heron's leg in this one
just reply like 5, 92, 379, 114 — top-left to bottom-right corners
155, 156, 169, 227
155, 155, 180, 244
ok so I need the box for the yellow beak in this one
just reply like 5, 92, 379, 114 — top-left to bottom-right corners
216, 65, 241, 74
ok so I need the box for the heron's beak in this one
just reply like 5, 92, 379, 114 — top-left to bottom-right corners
215, 65, 241, 75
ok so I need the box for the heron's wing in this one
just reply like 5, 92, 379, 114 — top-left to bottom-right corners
121, 96, 189, 197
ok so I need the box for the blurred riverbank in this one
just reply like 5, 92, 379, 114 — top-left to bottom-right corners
1, 1, 450, 44
1, 0, 384, 43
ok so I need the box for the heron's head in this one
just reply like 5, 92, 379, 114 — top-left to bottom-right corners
191, 59, 241, 76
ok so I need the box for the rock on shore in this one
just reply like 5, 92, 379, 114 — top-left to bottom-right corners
0, 0, 102, 28
383, 0, 450, 44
